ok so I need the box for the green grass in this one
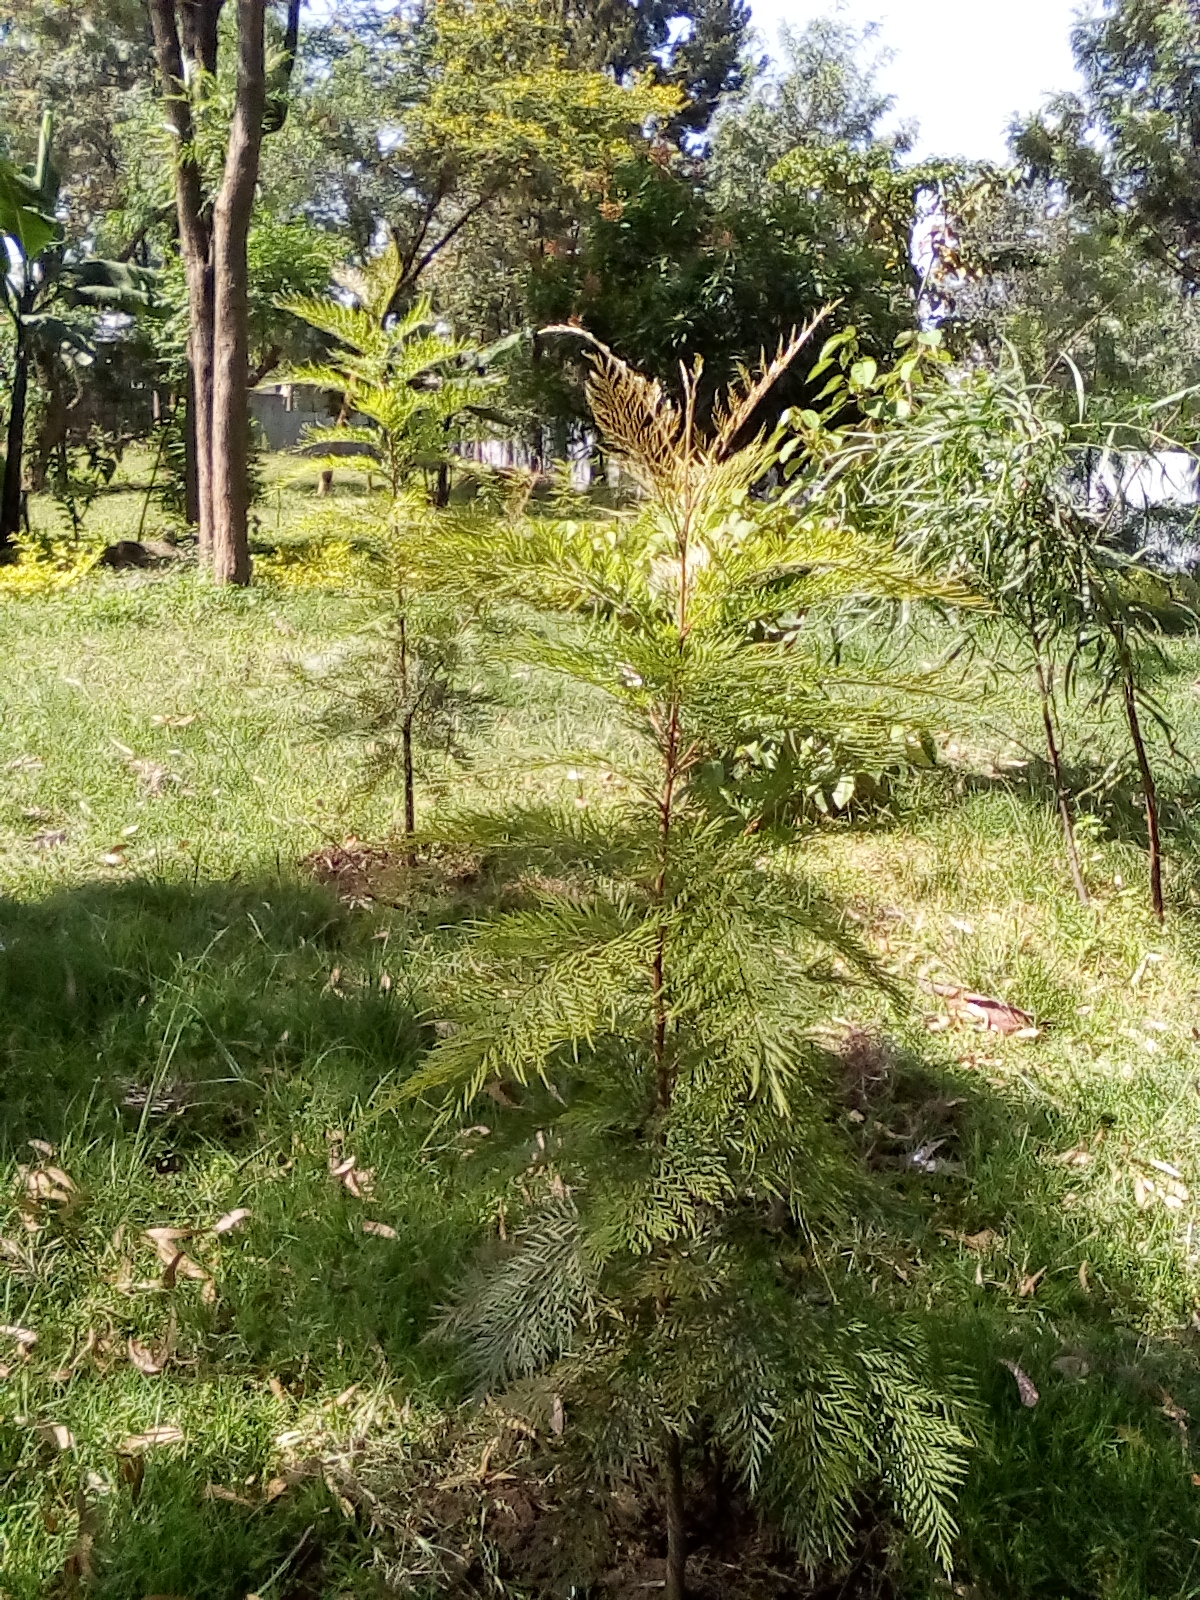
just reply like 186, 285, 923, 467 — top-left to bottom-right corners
5, 484, 1200, 1595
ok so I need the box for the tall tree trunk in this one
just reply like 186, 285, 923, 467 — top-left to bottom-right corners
148, 0, 218, 551
29, 356, 67, 495
0, 313, 30, 552
402, 717, 415, 836
188, 260, 216, 554
184, 369, 201, 528
398, 612, 416, 841
209, 0, 266, 586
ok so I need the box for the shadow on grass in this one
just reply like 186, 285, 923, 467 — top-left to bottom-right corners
0, 872, 474, 1600
1, 854, 1200, 1598
0, 875, 410, 1147
847, 1036, 1200, 1600
932, 747, 1200, 857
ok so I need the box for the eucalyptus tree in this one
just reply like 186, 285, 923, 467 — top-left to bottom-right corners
812, 339, 1179, 918
1016, 0, 1200, 293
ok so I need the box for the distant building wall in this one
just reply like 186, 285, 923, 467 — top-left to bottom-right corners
250, 385, 339, 452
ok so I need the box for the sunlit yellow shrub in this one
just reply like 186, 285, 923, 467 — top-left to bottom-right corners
0, 535, 104, 597
254, 538, 380, 591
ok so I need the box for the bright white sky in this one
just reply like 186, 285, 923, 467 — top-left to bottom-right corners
748, 0, 1090, 162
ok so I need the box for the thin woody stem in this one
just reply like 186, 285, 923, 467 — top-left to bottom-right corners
1027, 606, 1089, 907
1117, 639, 1164, 921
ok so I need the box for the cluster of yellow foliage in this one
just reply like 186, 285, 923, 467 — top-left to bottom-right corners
0, 536, 103, 597
253, 539, 377, 591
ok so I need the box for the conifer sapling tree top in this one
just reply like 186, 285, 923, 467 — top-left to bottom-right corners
281, 243, 507, 836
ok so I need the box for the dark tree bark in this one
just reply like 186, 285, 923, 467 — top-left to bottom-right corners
0, 303, 32, 551
210, 0, 266, 584
1121, 661, 1165, 921
398, 613, 416, 840
663, 1432, 687, 1600
184, 368, 201, 527
148, 0, 219, 553
30, 354, 69, 495
402, 716, 416, 835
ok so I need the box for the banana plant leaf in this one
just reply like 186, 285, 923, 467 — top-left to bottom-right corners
61, 258, 156, 310
0, 157, 60, 262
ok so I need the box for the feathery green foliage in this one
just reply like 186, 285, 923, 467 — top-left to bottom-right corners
400, 325, 974, 1586
279, 246, 509, 836
280, 242, 506, 503
812, 346, 1186, 919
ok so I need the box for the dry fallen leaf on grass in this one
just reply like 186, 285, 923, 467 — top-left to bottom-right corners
37, 1422, 74, 1450
203, 1483, 254, 1507
1055, 1145, 1092, 1167
1148, 1157, 1186, 1181
27, 1139, 55, 1157
329, 1154, 375, 1199
213, 1208, 251, 1235
145, 1228, 213, 1295
165, 1249, 210, 1285
145, 1227, 194, 1261
923, 980, 1035, 1034
361, 1220, 398, 1239
1018, 1267, 1047, 1298
956, 1228, 999, 1252
151, 712, 199, 728
127, 1336, 169, 1377
1133, 1169, 1189, 1210
1000, 1359, 1039, 1407
119, 1425, 184, 1451
0, 1237, 27, 1269
19, 1164, 75, 1205
0, 1323, 37, 1351
265, 1475, 289, 1501
129, 757, 182, 797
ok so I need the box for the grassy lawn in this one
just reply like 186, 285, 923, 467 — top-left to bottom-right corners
5, 484, 1200, 1597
